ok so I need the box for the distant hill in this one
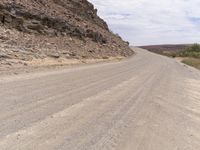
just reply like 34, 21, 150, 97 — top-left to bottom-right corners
140, 44, 191, 54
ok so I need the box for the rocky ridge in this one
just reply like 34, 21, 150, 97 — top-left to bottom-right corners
0, 0, 133, 69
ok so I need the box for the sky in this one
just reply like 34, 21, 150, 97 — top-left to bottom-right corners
89, 0, 200, 46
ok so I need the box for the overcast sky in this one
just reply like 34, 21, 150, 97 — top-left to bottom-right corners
89, 0, 200, 46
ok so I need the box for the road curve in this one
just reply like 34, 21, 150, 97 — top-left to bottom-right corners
0, 48, 200, 150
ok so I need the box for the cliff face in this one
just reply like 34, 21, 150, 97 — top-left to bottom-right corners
0, 0, 133, 68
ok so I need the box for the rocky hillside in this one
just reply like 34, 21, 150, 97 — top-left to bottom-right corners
0, 0, 133, 68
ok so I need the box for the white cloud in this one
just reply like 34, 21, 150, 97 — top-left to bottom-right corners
89, 0, 200, 46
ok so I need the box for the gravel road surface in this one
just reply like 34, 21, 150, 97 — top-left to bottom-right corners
0, 48, 200, 150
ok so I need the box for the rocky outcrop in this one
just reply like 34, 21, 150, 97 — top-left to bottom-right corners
0, 0, 133, 68
0, 2, 107, 44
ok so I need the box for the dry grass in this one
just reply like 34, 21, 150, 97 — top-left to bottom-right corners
182, 58, 200, 70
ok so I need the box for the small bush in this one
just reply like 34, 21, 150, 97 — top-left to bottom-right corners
162, 51, 177, 58
187, 43, 200, 52
177, 43, 200, 58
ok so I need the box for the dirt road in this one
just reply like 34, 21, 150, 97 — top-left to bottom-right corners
0, 48, 200, 150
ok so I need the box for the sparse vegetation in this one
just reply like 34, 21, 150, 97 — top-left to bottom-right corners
162, 44, 200, 58
142, 44, 200, 70
168, 44, 200, 70
182, 58, 200, 70
177, 44, 200, 58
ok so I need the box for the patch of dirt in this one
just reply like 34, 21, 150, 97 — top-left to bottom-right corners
175, 57, 185, 62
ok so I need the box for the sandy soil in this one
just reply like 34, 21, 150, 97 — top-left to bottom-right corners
0, 56, 124, 76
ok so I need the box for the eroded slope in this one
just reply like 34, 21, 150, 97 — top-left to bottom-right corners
0, 0, 133, 68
